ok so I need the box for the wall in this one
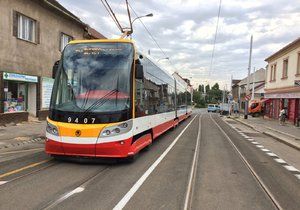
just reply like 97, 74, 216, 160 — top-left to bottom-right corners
266, 44, 300, 90
0, 0, 86, 78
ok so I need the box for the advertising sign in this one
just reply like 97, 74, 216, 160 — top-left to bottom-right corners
42, 77, 54, 109
3, 72, 38, 83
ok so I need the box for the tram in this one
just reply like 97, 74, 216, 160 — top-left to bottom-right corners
45, 39, 192, 158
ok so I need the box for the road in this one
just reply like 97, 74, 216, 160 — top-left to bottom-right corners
0, 109, 299, 210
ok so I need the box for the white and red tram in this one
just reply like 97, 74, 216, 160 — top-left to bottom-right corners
45, 39, 192, 159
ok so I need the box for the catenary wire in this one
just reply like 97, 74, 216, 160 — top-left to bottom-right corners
209, 0, 222, 76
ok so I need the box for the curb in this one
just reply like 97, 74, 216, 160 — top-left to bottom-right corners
0, 136, 46, 150
262, 131, 300, 151
233, 118, 300, 151
264, 126, 300, 140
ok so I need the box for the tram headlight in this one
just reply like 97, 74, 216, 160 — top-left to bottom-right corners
100, 120, 132, 138
46, 122, 59, 136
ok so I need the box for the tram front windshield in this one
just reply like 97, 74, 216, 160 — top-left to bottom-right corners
50, 42, 133, 115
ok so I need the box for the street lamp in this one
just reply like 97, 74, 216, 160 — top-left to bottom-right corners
157, 57, 169, 62
131, 13, 153, 25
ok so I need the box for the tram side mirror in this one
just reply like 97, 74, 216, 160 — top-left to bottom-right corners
52, 60, 60, 79
135, 64, 144, 80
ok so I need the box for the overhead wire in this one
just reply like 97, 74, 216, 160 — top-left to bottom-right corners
209, 0, 222, 76
99, 0, 123, 33
128, 3, 178, 71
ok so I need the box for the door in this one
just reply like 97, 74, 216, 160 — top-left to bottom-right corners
27, 83, 37, 116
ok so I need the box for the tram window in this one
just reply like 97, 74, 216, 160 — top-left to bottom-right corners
135, 56, 175, 117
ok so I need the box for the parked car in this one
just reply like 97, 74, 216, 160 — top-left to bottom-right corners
207, 104, 220, 112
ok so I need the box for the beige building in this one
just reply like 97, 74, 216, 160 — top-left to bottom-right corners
0, 0, 105, 125
237, 68, 266, 109
264, 37, 300, 124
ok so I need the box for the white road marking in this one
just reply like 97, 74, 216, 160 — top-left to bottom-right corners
256, 145, 264, 148
266, 152, 277, 157
247, 139, 254, 141
261, 148, 270, 152
113, 115, 198, 210
0, 181, 8, 185
295, 174, 300, 180
274, 158, 286, 164
283, 165, 300, 172
251, 142, 259, 144
183, 115, 202, 210
44, 187, 85, 209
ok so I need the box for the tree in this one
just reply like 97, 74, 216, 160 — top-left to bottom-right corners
205, 84, 210, 93
206, 83, 222, 103
198, 84, 204, 93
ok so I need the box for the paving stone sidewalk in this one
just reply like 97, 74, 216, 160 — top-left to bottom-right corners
0, 120, 46, 150
232, 115, 300, 151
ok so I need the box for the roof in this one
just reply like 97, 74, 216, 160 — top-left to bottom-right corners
45, 0, 80, 21
238, 68, 265, 86
34, 0, 105, 39
87, 27, 106, 39
265, 37, 300, 62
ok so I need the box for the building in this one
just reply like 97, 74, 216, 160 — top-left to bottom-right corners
237, 68, 266, 109
264, 37, 300, 124
231, 79, 241, 102
0, 0, 105, 125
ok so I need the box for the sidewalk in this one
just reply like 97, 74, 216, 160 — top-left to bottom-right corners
232, 115, 300, 151
0, 120, 46, 150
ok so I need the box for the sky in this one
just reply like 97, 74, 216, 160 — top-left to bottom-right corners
58, 0, 300, 89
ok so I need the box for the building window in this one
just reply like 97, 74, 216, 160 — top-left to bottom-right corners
282, 58, 288, 78
17, 14, 36, 42
270, 64, 276, 81
297, 53, 300, 75
60, 33, 73, 51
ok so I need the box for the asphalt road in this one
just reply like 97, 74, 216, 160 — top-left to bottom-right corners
0, 110, 299, 210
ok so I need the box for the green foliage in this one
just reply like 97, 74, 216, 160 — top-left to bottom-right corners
194, 83, 223, 106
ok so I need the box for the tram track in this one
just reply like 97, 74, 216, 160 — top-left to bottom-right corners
183, 114, 202, 210
41, 166, 110, 209
210, 114, 283, 210
0, 158, 58, 187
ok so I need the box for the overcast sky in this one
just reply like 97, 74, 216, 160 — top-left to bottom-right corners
58, 0, 300, 89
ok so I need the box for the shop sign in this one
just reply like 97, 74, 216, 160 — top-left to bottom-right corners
3, 72, 38, 83
265, 92, 300, 99
42, 77, 54, 109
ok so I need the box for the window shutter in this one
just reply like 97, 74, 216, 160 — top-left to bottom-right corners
12, 10, 18, 37
35, 20, 40, 44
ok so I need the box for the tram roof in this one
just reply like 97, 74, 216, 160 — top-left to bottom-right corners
69, 39, 134, 44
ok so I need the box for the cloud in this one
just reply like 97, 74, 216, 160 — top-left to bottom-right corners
58, 0, 300, 88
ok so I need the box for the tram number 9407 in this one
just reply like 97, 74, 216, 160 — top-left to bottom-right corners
67, 117, 96, 124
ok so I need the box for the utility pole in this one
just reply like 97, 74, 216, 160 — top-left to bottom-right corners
244, 35, 253, 119
251, 67, 255, 100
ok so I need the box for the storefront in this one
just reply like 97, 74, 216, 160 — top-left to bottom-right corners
0, 72, 38, 124
265, 91, 300, 124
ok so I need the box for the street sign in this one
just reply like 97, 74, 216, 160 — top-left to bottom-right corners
295, 80, 300, 86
